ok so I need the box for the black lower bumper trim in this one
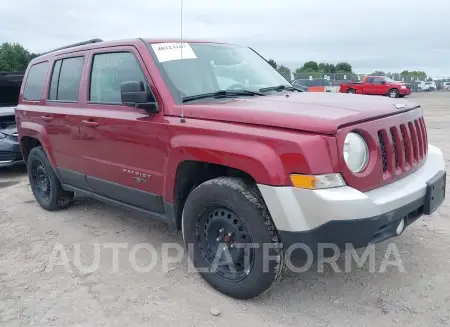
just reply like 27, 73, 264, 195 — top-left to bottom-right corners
279, 196, 425, 261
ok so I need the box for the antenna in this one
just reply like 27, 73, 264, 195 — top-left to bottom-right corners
179, 0, 186, 123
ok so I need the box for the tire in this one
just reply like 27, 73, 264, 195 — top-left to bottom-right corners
388, 88, 399, 98
182, 177, 285, 299
399, 95, 405, 98
27, 146, 74, 210
346, 88, 356, 94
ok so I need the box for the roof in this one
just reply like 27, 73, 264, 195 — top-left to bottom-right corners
32, 38, 235, 63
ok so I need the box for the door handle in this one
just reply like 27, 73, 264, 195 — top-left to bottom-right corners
41, 115, 53, 122
81, 120, 99, 128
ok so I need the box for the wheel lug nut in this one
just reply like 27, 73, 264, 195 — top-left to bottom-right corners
219, 228, 224, 233
216, 237, 221, 241
230, 243, 234, 248
228, 232, 232, 237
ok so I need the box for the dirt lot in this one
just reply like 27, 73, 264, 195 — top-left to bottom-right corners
1, 92, 450, 327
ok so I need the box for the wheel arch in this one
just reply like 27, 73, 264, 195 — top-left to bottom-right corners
19, 121, 56, 167
170, 160, 259, 230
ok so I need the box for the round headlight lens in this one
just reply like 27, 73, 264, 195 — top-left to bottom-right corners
343, 132, 369, 173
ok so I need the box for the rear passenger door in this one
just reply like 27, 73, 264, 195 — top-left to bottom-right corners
45, 55, 86, 177
78, 47, 168, 214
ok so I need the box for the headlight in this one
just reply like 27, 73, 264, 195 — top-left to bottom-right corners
0, 132, 7, 139
401, 85, 407, 89
343, 132, 369, 173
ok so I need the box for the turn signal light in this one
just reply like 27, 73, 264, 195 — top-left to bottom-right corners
290, 173, 346, 189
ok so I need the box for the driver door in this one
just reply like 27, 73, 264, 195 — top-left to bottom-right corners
372, 77, 388, 94
78, 46, 168, 214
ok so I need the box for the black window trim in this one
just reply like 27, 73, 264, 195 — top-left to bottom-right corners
23, 61, 50, 103
87, 50, 154, 106
46, 55, 85, 103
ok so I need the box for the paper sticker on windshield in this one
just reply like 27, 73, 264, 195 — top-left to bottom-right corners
151, 43, 197, 62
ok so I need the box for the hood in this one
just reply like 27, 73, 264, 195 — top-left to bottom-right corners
0, 106, 16, 131
0, 124, 17, 135
0, 106, 16, 117
177, 92, 420, 134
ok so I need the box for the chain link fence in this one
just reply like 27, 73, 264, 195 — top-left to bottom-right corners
291, 72, 450, 92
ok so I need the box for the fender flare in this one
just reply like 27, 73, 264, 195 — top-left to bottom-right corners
19, 121, 56, 167
163, 134, 287, 201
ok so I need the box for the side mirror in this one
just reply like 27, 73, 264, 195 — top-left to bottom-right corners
120, 81, 159, 113
380, 80, 386, 84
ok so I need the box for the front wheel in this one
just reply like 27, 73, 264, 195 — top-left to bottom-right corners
388, 89, 399, 98
346, 88, 356, 94
182, 177, 285, 299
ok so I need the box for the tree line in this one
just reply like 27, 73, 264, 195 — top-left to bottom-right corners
268, 59, 353, 81
0, 43, 40, 72
268, 59, 430, 82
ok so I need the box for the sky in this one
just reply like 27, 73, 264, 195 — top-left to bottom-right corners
1, 0, 450, 76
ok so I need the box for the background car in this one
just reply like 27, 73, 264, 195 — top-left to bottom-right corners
0, 106, 22, 167
419, 81, 437, 92
443, 82, 450, 91
292, 78, 331, 88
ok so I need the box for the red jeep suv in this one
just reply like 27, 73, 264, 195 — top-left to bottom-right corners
16, 38, 446, 299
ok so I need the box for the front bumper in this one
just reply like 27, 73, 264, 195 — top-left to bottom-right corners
258, 144, 446, 256
400, 88, 412, 95
0, 136, 23, 168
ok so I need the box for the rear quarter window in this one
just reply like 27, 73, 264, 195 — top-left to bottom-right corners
23, 62, 49, 101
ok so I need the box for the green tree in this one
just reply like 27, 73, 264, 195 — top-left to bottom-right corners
318, 62, 336, 73
299, 61, 319, 72
267, 59, 277, 69
335, 62, 352, 73
277, 65, 291, 81
371, 70, 386, 76
400, 70, 427, 79
0, 42, 38, 72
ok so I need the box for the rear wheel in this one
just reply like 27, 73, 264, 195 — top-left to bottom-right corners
182, 177, 285, 299
346, 88, 356, 94
27, 146, 74, 210
388, 88, 399, 98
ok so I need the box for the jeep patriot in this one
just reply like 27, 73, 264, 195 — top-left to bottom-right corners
16, 38, 446, 299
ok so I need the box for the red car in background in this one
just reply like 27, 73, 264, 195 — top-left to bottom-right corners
340, 76, 412, 98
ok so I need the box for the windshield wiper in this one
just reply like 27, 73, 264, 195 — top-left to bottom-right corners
259, 85, 299, 93
182, 89, 264, 103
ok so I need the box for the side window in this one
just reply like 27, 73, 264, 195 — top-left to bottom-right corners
373, 77, 383, 84
23, 62, 49, 101
89, 52, 147, 104
366, 77, 374, 83
48, 56, 84, 102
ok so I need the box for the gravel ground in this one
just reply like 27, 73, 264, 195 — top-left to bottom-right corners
1, 92, 450, 327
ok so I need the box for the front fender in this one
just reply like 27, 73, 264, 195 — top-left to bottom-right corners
163, 134, 287, 201
19, 121, 56, 167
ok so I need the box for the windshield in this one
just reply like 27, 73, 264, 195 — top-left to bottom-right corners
147, 42, 291, 103
383, 77, 395, 83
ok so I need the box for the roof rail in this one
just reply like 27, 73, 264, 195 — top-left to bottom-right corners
42, 38, 103, 55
